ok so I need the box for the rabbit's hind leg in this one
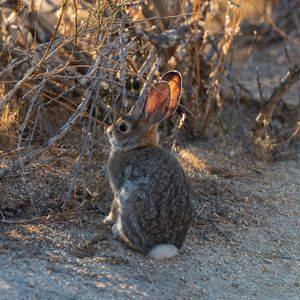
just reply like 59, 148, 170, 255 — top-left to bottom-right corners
112, 216, 142, 252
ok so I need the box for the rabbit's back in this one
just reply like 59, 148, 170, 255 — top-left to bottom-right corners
107, 146, 191, 252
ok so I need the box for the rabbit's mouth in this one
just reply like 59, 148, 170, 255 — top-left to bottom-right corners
109, 136, 139, 152
108, 136, 119, 148
108, 136, 128, 151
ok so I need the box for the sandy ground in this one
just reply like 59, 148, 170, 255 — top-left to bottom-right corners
1, 139, 299, 299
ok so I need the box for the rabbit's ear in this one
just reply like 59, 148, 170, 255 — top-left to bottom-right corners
144, 81, 171, 125
161, 70, 182, 116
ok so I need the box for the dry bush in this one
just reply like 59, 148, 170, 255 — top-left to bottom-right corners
0, 0, 243, 146
0, 0, 299, 212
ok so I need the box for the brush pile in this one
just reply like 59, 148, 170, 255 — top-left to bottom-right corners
0, 0, 299, 177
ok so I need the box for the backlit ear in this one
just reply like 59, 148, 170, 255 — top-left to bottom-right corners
145, 81, 171, 125
161, 70, 182, 116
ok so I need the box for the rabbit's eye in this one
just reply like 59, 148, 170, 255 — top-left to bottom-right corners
119, 123, 128, 133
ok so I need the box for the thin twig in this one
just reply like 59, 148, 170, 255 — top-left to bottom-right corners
119, 11, 127, 110
135, 54, 160, 110
208, 219, 232, 242
62, 99, 96, 209
172, 113, 186, 150
256, 67, 265, 102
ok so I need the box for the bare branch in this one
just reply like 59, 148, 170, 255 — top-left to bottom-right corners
252, 64, 300, 144
0, 55, 103, 179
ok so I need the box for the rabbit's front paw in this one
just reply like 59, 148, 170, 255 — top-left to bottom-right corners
104, 199, 120, 224
103, 213, 115, 224
103, 209, 120, 224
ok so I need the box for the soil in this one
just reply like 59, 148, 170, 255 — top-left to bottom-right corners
1, 41, 300, 299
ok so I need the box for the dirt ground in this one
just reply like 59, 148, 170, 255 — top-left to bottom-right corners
1, 41, 300, 299
1, 141, 299, 299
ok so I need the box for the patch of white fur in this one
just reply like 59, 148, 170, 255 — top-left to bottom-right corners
148, 244, 178, 259
119, 185, 131, 202
112, 216, 122, 238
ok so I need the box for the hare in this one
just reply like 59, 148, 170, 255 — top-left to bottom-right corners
105, 71, 191, 259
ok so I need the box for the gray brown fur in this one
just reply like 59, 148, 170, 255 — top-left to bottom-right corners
105, 71, 192, 255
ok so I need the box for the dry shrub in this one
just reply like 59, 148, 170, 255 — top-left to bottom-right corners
0, 0, 299, 211
0, 1, 298, 146
0, 0, 245, 149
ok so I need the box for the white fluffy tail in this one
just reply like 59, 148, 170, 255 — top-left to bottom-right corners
148, 244, 178, 259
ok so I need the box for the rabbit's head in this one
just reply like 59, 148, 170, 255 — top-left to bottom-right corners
107, 71, 182, 151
